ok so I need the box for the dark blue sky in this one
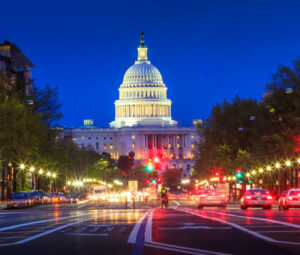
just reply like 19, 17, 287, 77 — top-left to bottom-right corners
1, 0, 300, 127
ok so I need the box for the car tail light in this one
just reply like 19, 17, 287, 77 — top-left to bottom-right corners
267, 196, 272, 200
288, 196, 293, 200
246, 196, 252, 200
220, 194, 226, 198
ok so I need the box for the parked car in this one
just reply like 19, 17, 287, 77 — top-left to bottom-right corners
196, 191, 227, 209
241, 188, 273, 209
42, 193, 51, 204
28, 191, 43, 205
66, 195, 79, 203
7, 192, 32, 209
279, 189, 300, 210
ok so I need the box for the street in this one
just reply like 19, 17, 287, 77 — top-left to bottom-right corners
0, 199, 299, 255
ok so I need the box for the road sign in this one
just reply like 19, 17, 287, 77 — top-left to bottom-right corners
128, 180, 138, 192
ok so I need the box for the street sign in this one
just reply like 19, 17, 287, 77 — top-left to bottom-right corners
128, 180, 138, 192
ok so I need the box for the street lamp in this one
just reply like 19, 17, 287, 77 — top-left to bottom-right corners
19, 164, 25, 191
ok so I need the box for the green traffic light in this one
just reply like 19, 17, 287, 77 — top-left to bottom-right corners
146, 165, 153, 171
151, 179, 156, 184
236, 173, 242, 178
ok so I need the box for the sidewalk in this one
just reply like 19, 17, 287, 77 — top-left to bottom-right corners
0, 201, 7, 209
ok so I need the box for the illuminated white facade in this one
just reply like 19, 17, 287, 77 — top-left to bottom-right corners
110, 33, 177, 128
62, 34, 200, 176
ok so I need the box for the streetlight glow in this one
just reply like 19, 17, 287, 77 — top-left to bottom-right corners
39, 169, 43, 174
30, 167, 35, 172
286, 160, 291, 167
47, 172, 51, 177
20, 164, 25, 169
275, 163, 280, 169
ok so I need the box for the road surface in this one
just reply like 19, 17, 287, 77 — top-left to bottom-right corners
0, 199, 299, 254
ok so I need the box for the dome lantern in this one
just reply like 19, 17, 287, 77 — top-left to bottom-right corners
137, 32, 148, 62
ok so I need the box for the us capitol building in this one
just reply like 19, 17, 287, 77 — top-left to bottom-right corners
62, 34, 200, 176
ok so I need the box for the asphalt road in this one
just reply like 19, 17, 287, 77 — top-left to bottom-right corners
0, 199, 300, 255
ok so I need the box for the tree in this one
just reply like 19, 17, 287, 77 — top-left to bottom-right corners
163, 168, 181, 191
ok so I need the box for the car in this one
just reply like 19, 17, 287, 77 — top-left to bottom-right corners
7, 192, 32, 209
66, 195, 79, 203
28, 191, 44, 205
196, 191, 227, 209
42, 193, 51, 204
241, 188, 273, 210
279, 189, 300, 210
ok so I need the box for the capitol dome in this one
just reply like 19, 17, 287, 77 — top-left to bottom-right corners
110, 33, 177, 128
122, 63, 164, 85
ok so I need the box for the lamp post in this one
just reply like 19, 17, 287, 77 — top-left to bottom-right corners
20, 164, 25, 191
52, 173, 57, 192
30, 167, 35, 190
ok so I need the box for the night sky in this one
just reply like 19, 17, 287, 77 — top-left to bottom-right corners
1, 0, 300, 127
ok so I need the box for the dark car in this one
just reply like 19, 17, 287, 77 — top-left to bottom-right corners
28, 190, 44, 205
7, 192, 32, 209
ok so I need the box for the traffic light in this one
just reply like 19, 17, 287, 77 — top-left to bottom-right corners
151, 179, 156, 184
236, 169, 242, 179
146, 159, 154, 171
157, 178, 162, 184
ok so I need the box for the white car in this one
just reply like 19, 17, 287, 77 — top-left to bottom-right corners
196, 191, 227, 209
279, 189, 300, 210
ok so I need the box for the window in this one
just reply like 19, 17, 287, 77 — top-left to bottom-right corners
132, 135, 135, 139
191, 136, 194, 139
96, 137, 99, 140
191, 144, 194, 148
187, 164, 191, 170
177, 144, 180, 149
132, 143, 135, 149
88, 137, 91, 140
110, 137, 113, 140
177, 136, 180, 139
82, 137, 85, 140
104, 144, 107, 150
110, 144, 113, 150
96, 142, 99, 150
168, 144, 171, 149
104, 137, 106, 140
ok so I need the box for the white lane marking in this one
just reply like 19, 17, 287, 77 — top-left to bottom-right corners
65, 233, 108, 236
182, 209, 300, 246
127, 210, 150, 244
145, 243, 210, 255
0, 213, 89, 232
146, 242, 232, 255
157, 226, 232, 230
173, 200, 180, 209
144, 209, 230, 255
206, 211, 300, 229
0, 216, 102, 246
145, 209, 154, 243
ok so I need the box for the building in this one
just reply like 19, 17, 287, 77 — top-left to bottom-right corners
0, 40, 34, 95
62, 34, 200, 176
